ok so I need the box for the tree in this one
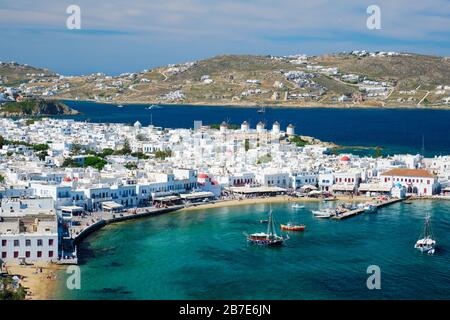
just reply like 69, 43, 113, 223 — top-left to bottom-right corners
0, 174, 5, 183
154, 149, 172, 160
37, 151, 48, 161
125, 162, 138, 170
244, 139, 250, 152
62, 158, 79, 167
84, 156, 107, 170
32, 144, 49, 152
0, 135, 5, 148
99, 148, 114, 158
115, 139, 132, 155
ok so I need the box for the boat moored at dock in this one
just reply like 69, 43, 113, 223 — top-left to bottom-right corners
312, 209, 335, 219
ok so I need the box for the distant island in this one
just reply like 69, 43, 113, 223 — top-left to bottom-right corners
0, 99, 79, 117
1, 51, 450, 109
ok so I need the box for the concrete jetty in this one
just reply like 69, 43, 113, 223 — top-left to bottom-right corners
331, 198, 405, 220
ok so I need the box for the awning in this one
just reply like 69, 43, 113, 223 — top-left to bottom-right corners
180, 192, 214, 200
358, 183, 391, 192
60, 206, 84, 213
228, 186, 286, 194
153, 195, 180, 202
331, 184, 356, 192
101, 201, 124, 210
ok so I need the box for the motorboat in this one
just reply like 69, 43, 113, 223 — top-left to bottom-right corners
280, 223, 306, 231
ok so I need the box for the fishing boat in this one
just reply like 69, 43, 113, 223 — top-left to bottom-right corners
117, 104, 124, 108
280, 223, 306, 232
291, 204, 305, 209
247, 206, 287, 246
414, 214, 437, 254
259, 219, 268, 224
312, 209, 335, 219
257, 106, 265, 114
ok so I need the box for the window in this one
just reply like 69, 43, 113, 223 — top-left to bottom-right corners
1, 240, 6, 246
49, 239, 54, 246
37, 251, 42, 258
14, 251, 19, 258
26, 239, 31, 247
25, 251, 31, 258
37, 239, 43, 246
1, 252, 6, 259
427, 180, 430, 185
48, 251, 54, 258
14, 240, 19, 247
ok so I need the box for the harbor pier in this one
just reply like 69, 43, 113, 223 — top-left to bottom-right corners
331, 198, 405, 220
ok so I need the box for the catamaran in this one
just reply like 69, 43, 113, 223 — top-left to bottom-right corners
247, 205, 287, 246
414, 214, 437, 254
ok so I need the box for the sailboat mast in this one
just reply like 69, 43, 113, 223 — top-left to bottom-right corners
267, 204, 276, 240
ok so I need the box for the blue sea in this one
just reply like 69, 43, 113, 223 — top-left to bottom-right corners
63, 101, 450, 157
57, 201, 450, 300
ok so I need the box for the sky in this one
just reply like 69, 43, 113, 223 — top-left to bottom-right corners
1, 0, 450, 75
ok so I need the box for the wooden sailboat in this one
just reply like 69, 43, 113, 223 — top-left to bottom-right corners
247, 205, 287, 246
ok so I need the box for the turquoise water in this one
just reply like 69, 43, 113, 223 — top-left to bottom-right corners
58, 201, 450, 300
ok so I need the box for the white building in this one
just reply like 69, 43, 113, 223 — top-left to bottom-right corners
380, 168, 439, 196
0, 198, 58, 263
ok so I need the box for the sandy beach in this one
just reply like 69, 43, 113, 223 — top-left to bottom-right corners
181, 195, 374, 212
4, 262, 63, 300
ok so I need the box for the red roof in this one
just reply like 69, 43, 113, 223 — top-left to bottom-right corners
381, 168, 434, 178
63, 177, 72, 182
340, 156, 350, 161
198, 173, 209, 179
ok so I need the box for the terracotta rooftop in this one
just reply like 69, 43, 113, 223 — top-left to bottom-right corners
380, 168, 434, 178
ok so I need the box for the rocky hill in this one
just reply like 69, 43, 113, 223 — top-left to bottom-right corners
0, 99, 79, 117
2, 52, 450, 108
0, 61, 55, 86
